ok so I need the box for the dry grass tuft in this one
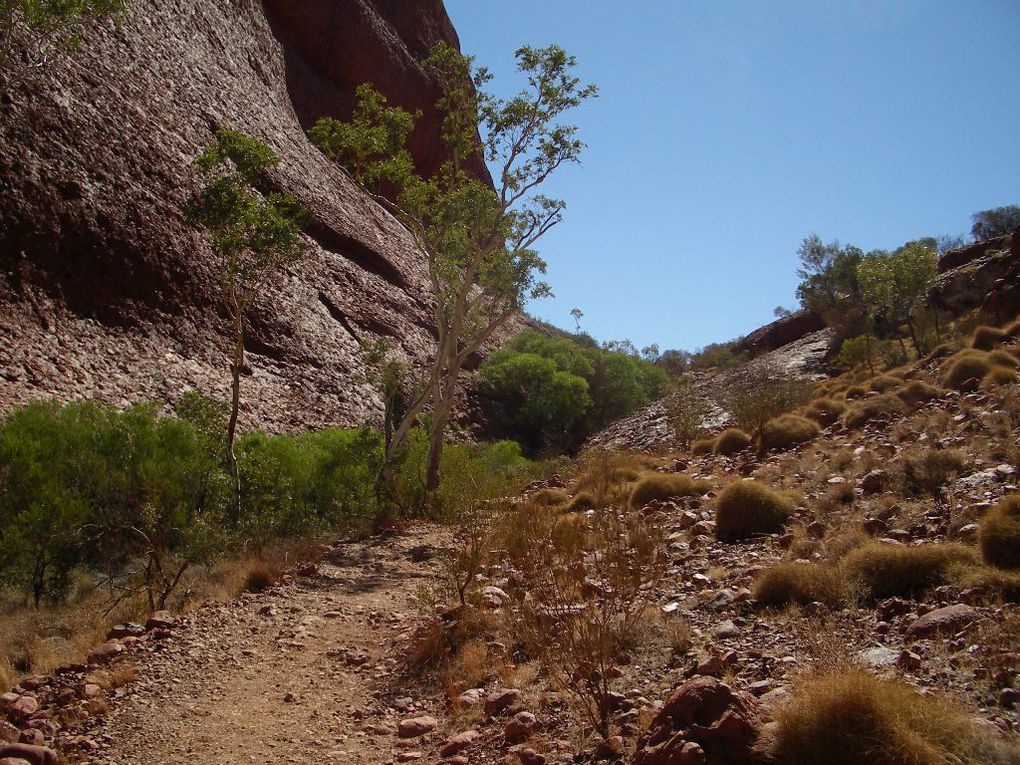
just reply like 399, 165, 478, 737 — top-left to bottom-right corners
764, 668, 1019, 765
561, 491, 596, 514
760, 414, 820, 452
530, 488, 569, 507
715, 481, 795, 541
844, 384, 868, 400
895, 380, 943, 405
753, 562, 848, 607
943, 352, 993, 390
842, 393, 908, 429
802, 396, 846, 426
868, 375, 902, 393
713, 428, 752, 456
972, 325, 1007, 351
843, 542, 978, 600
901, 448, 968, 497
241, 560, 278, 594
629, 473, 710, 509
983, 366, 1018, 389
691, 437, 715, 456
980, 493, 1020, 570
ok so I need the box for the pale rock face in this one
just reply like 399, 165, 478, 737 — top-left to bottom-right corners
0, 0, 521, 431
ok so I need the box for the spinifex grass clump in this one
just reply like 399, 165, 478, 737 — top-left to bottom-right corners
713, 428, 751, 456
759, 414, 820, 451
942, 351, 994, 390
715, 481, 794, 541
764, 668, 1018, 765
752, 562, 848, 607
842, 542, 978, 600
980, 494, 1020, 570
802, 396, 846, 426
841, 393, 907, 429
895, 379, 943, 405
971, 324, 1007, 351
629, 473, 710, 509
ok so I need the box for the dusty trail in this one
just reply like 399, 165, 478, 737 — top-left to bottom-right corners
90, 525, 451, 765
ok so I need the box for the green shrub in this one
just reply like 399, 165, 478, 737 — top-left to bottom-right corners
752, 562, 847, 607
842, 542, 978, 600
802, 397, 846, 426
895, 380, 943, 405
943, 352, 993, 390
760, 414, 820, 451
629, 473, 710, 509
715, 481, 794, 541
713, 428, 751, 456
979, 494, 1020, 570
972, 325, 1007, 350
765, 668, 1016, 765
841, 393, 907, 429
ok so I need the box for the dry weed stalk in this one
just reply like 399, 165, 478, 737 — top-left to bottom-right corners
505, 503, 666, 738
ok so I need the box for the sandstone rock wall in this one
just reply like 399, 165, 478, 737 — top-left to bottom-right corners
0, 0, 515, 431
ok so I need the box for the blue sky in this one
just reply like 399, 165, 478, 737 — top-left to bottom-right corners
443, 0, 1020, 351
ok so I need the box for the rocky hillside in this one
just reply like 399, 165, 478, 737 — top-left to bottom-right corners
0, 0, 514, 432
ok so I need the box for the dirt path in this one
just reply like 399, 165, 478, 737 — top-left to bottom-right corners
87, 525, 451, 765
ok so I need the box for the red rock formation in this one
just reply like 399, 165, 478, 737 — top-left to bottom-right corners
0, 0, 516, 430
931, 228, 1020, 322
732, 310, 826, 360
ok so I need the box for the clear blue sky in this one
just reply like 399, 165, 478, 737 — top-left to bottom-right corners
443, 0, 1020, 351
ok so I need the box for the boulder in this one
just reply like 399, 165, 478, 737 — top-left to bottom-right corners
633, 677, 762, 765
397, 716, 437, 738
905, 604, 977, 640
0, 745, 58, 765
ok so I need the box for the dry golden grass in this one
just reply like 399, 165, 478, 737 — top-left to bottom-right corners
844, 384, 868, 400
802, 396, 846, 426
842, 542, 979, 600
764, 668, 1020, 765
987, 349, 1019, 368
983, 366, 1018, 389
561, 491, 596, 514
628, 472, 711, 509
900, 448, 968, 497
715, 480, 795, 541
691, 437, 715, 456
868, 375, 902, 393
242, 561, 278, 594
895, 379, 943, 405
530, 488, 570, 506
753, 562, 848, 607
842, 393, 908, 429
943, 352, 994, 390
760, 414, 820, 452
972, 324, 1008, 350
713, 427, 751, 456
980, 493, 1020, 570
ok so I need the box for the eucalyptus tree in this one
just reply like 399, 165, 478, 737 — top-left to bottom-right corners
313, 42, 596, 498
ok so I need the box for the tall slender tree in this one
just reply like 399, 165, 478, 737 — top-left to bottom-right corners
313, 43, 596, 499
187, 129, 306, 523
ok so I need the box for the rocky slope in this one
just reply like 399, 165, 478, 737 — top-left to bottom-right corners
0, 0, 514, 432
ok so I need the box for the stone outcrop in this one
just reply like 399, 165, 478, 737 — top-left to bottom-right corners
931, 228, 1020, 322
732, 310, 826, 361
0, 0, 515, 431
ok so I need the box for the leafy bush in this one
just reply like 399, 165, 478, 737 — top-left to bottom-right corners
713, 428, 751, 456
715, 481, 794, 541
752, 562, 847, 607
802, 397, 846, 426
765, 668, 1016, 765
759, 414, 820, 451
841, 393, 907, 429
980, 494, 1020, 570
479, 330, 667, 454
842, 542, 978, 600
629, 473, 710, 510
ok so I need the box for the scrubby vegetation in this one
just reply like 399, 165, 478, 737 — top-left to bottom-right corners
802, 396, 845, 426
842, 393, 907, 428
628, 473, 710, 509
766, 668, 1017, 765
713, 428, 752, 456
752, 561, 848, 607
479, 329, 667, 454
759, 414, 820, 452
980, 494, 1020, 570
842, 542, 978, 600
715, 481, 794, 541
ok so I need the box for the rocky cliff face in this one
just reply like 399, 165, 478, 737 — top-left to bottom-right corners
931, 228, 1020, 322
0, 0, 514, 431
